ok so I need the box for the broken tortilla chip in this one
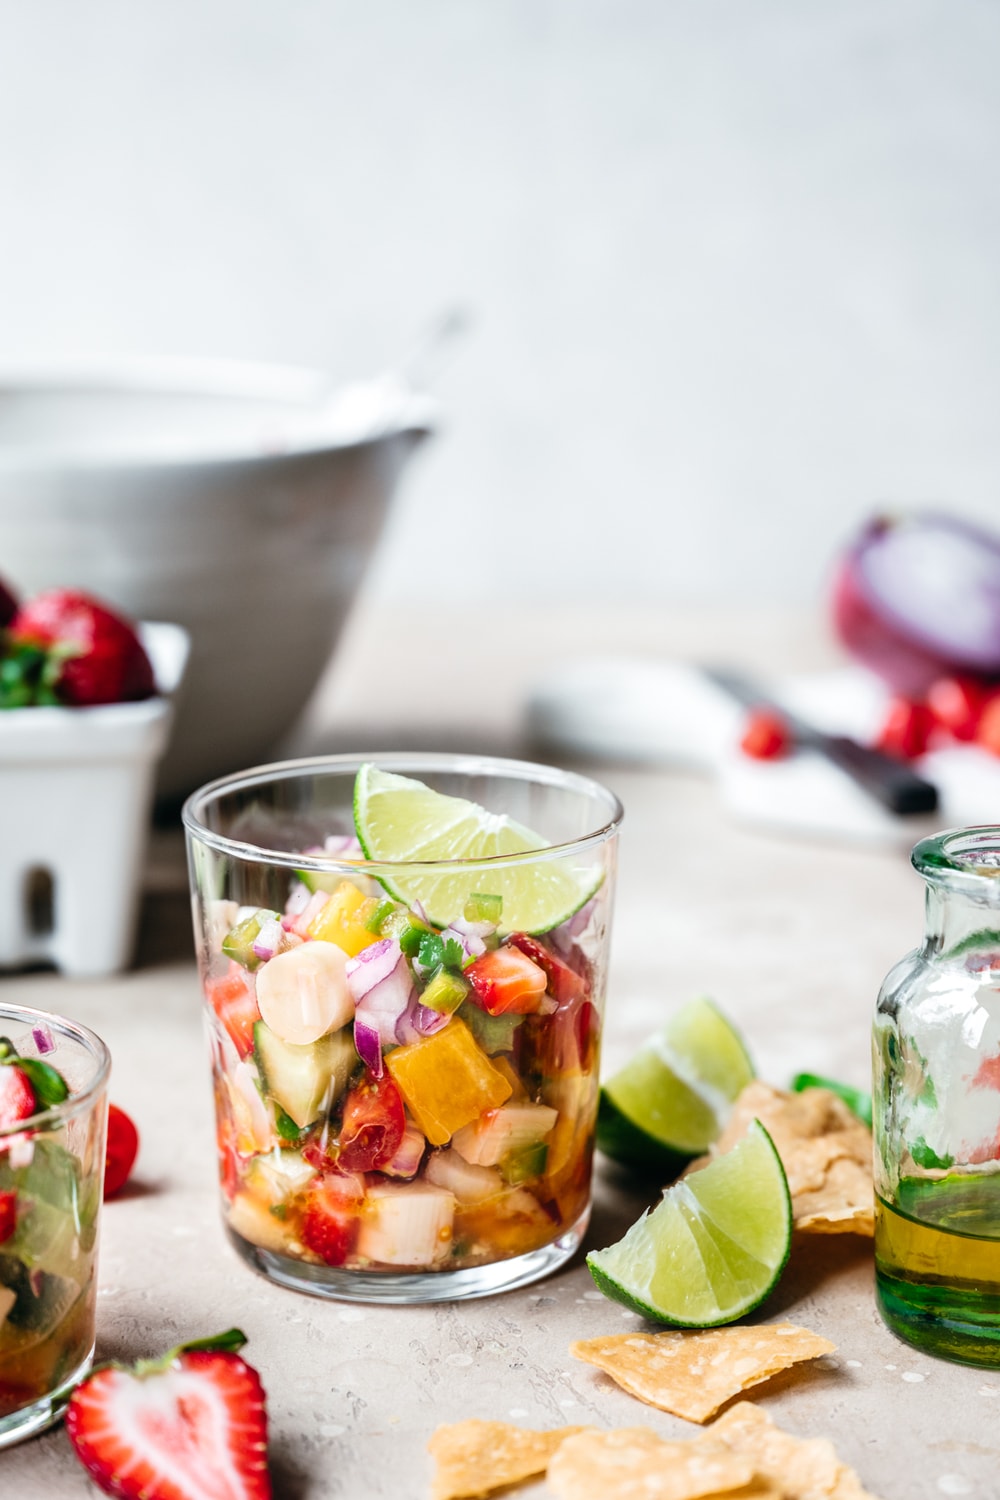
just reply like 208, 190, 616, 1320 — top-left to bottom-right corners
708, 1082, 874, 1237
547, 1426, 765, 1500
427, 1419, 587, 1500
570, 1322, 836, 1423
702, 1401, 881, 1499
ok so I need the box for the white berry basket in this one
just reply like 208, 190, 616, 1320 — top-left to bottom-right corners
0, 621, 189, 977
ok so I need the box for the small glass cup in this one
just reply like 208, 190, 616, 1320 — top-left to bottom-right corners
183, 754, 621, 1303
874, 826, 1000, 1366
0, 1005, 109, 1447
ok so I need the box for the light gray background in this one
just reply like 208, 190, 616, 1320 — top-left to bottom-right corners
2, 1, 998, 607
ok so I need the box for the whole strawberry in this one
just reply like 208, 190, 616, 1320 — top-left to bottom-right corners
65, 1329, 271, 1500
9, 589, 154, 707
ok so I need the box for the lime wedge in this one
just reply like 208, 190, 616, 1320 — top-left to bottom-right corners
587, 1119, 791, 1325
352, 764, 598, 933
597, 998, 754, 1177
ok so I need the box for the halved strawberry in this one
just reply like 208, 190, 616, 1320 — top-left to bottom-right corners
0, 1063, 38, 1131
65, 1329, 271, 1500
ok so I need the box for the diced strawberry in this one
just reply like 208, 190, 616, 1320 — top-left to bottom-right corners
10, 589, 154, 707
0, 1190, 16, 1244
301, 1173, 365, 1266
927, 675, 991, 742
104, 1104, 139, 1199
740, 708, 791, 760
0, 1064, 38, 1132
875, 696, 934, 760
465, 946, 549, 1016
207, 965, 261, 1058
507, 933, 588, 1005
65, 1330, 271, 1500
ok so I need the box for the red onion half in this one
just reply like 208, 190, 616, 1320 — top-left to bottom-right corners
833, 514, 1000, 695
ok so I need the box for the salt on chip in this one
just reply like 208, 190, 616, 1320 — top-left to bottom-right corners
427, 1419, 588, 1500
710, 1081, 874, 1237
547, 1425, 768, 1500
702, 1400, 882, 1500
570, 1322, 836, 1423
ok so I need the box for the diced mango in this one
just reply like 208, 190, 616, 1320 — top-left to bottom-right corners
306, 880, 381, 957
386, 1018, 513, 1146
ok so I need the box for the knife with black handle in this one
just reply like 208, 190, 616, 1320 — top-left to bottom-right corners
703, 666, 939, 817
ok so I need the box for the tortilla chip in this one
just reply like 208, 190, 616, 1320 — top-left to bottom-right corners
570, 1322, 836, 1423
702, 1401, 881, 1499
709, 1082, 874, 1237
547, 1426, 768, 1500
427, 1419, 587, 1500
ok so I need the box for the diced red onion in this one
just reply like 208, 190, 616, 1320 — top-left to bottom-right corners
443, 918, 495, 963
324, 834, 364, 858
348, 939, 415, 1062
347, 939, 403, 998
354, 1019, 384, 1078
31, 1023, 55, 1056
413, 1003, 451, 1036
283, 881, 313, 922
284, 888, 329, 937
550, 897, 596, 957
412, 899, 430, 925
252, 916, 285, 962
383, 1124, 425, 1179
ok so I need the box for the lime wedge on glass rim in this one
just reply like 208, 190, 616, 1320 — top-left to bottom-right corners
352, 763, 599, 934
597, 997, 754, 1178
587, 1119, 792, 1326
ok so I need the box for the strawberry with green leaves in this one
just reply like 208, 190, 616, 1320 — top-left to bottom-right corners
0, 1035, 69, 1132
65, 1329, 271, 1500
3, 589, 154, 708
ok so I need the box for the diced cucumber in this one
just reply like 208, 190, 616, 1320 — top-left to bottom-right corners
222, 909, 280, 971
500, 1139, 548, 1186
421, 968, 469, 1015
460, 1002, 522, 1056
464, 893, 503, 924
254, 1022, 356, 1130
366, 898, 400, 935
244, 1149, 316, 1207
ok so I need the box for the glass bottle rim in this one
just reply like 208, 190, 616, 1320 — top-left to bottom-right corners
182, 752, 623, 874
912, 825, 1000, 901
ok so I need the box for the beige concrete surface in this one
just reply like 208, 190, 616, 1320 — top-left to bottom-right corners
1, 606, 991, 1498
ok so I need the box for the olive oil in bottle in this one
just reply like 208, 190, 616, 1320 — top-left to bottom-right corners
875, 1174, 1000, 1367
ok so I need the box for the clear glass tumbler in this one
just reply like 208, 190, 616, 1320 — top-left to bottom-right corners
874, 826, 1000, 1366
0, 1005, 109, 1447
183, 754, 621, 1303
